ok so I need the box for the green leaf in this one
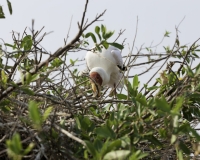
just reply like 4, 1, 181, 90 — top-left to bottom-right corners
155, 96, 170, 113
51, 57, 63, 68
177, 123, 190, 134
171, 96, 183, 115
147, 86, 159, 91
109, 43, 124, 50
101, 24, 107, 37
75, 116, 81, 130
173, 115, 179, 128
21, 87, 34, 95
28, 101, 42, 130
75, 115, 94, 132
70, 59, 75, 66
189, 127, 200, 141
95, 44, 102, 52
21, 35, 32, 50
132, 75, 139, 90
119, 136, 130, 148
0, 99, 10, 106
23, 143, 34, 155
186, 66, 194, 77
12, 133, 22, 153
7, 0, 12, 15
25, 72, 32, 85
164, 31, 171, 37
103, 150, 130, 160
117, 94, 127, 100
95, 26, 100, 34
1, 70, 8, 87
103, 31, 114, 40
5, 43, 15, 48
129, 150, 149, 160
124, 78, 134, 95
94, 138, 103, 152
102, 40, 109, 49
171, 134, 177, 144
178, 150, 183, 160
195, 63, 200, 77
6, 133, 22, 155
95, 125, 115, 139
85, 141, 97, 157
136, 94, 147, 106
43, 106, 53, 122
100, 139, 121, 157
135, 152, 149, 159
0, 6, 5, 18
176, 39, 180, 46
145, 135, 162, 146
95, 26, 101, 41
85, 32, 97, 43
30, 74, 40, 82
179, 141, 190, 155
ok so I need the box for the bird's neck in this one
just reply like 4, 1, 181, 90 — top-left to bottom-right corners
102, 72, 110, 85
97, 68, 110, 85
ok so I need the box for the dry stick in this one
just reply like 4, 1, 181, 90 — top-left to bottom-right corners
61, 65, 83, 106
114, 29, 126, 43
7, 97, 28, 107
128, 56, 168, 68
177, 37, 200, 74
139, 33, 179, 93
120, 18, 139, 98
31, 20, 38, 65
147, 36, 165, 50
137, 60, 158, 76
7, 50, 49, 55
145, 62, 175, 98
54, 124, 86, 146
8, 26, 46, 81
61, 15, 73, 87
122, 53, 180, 58
64, 15, 73, 45
0, 2, 106, 100
124, 16, 139, 70
33, 26, 45, 39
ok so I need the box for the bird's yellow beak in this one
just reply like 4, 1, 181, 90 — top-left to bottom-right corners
91, 82, 101, 97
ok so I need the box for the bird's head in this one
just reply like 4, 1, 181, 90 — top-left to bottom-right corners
89, 67, 108, 97
90, 72, 103, 97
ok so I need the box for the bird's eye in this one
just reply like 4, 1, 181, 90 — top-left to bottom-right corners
100, 45, 104, 48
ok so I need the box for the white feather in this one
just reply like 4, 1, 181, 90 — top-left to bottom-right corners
85, 45, 124, 88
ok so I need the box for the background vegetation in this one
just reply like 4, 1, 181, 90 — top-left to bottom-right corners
1, 0, 200, 159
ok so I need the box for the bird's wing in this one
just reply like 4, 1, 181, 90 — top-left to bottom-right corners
111, 49, 123, 67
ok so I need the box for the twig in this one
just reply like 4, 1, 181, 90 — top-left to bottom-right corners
54, 124, 86, 146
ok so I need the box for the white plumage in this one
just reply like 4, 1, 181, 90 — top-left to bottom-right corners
84, 45, 124, 96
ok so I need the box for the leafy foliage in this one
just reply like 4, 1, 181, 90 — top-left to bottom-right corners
84, 24, 124, 51
6, 133, 34, 160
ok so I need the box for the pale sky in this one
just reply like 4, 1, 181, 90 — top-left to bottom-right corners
1, 0, 200, 85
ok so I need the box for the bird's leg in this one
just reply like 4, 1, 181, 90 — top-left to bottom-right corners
97, 85, 101, 97
113, 83, 117, 98
109, 83, 117, 98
